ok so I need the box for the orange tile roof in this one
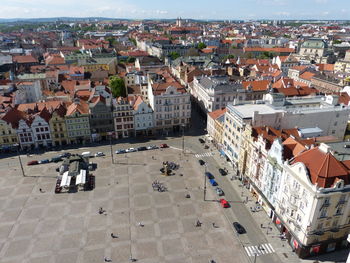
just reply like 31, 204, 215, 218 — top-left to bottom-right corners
152, 81, 186, 96
244, 47, 295, 53
13, 55, 38, 64
208, 108, 227, 120
66, 100, 89, 116
242, 80, 270, 91
316, 63, 334, 72
299, 71, 316, 81
292, 147, 350, 188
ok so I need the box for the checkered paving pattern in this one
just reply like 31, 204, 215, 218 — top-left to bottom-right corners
0, 150, 248, 263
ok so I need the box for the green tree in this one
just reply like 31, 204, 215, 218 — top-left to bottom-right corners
106, 37, 116, 47
169, 51, 180, 60
109, 76, 126, 98
333, 39, 342, 44
197, 42, 207, 49
126, 57, 136, 63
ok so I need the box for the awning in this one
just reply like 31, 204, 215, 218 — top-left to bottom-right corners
311, 245, 320, 253
60, 171, 71, 188
276, 219, 281, 225
76, 170, 86, 185
293, 240, 299, 249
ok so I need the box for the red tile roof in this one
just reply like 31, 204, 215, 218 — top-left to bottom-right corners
244, 47, 295, 53
242, 80, 270, 91
292, 146, 350, 188
152, 81, 186, 96
208, 108, 226, 120
13, 55, 38, 64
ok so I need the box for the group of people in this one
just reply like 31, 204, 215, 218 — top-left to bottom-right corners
152, 180, 167, 192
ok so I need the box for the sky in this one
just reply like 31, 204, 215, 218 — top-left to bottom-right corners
1, 0, 350, 20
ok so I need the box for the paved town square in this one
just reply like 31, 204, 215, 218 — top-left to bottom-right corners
0, 145, 248, 263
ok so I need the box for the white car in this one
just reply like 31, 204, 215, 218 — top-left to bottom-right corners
125, 147, 137, 153
94, 152, 105, 157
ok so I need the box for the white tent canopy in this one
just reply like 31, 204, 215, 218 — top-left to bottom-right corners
60, 171, 71, 188
76, 170, 86, 186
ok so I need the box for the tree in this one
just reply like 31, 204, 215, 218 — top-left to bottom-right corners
197, 42, 207, 49
106, 37, 116, 47
333, 39, 342, 44
126, 57, 136, 63
109, 76, 126, 98
169, 51, 180, 60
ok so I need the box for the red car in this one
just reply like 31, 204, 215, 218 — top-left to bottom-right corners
160, 144, 168, 148
27, 160, 39, 166
220, 198, 230, 208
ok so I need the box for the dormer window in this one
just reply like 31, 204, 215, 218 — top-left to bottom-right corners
335, 180, 344, 189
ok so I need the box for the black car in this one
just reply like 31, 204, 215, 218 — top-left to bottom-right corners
51, 156, 63, 163
199, 159, 205, 166
219, 168, 228, 176
59, 152, 71, 158
205, 172, 214, 179
198, 138, 205, 144
233, 222, 246, 234
137, 146, 148, 151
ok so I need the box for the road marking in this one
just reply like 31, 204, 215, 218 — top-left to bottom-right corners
194, 152, 215, 158
244, 243, 275, 257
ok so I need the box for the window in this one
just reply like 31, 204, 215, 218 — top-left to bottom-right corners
335, 206, 343, 216
324, 197, 330, 205
320, 208, 327, 218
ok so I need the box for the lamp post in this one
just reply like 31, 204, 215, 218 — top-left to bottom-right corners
204, 164, 207, 201
108, 132, 114, 164
181, 124, 185, 154
15, 144, 25, 177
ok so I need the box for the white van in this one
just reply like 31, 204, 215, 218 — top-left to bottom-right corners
81, 151, 91, 158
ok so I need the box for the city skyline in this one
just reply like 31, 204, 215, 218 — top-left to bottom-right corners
1, 0, 350, 20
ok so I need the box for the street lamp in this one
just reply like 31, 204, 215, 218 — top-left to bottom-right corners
204, 164, 207, 201
108, 132, 114, 164
15, 144, 25, 177
181, 124, 185, 154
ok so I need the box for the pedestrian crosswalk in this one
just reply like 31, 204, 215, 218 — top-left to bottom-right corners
244, 243, 275, 257
194, 152, 215, 158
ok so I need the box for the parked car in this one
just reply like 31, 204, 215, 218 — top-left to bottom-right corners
209, 178, 218, 186
199, 159, 205, 166
198, 138, 205, 144
160, 143, 168, 148
126, 148, 137, 153
27, 160, 39, 166
81, 151, 91, 158
115, 149, 126, 154
216, 187, 224, 196
137, 146, 147, 151
219, 168, 228, 176
205, 172, 214, 179
233, 222, 246, 234
220, 198, 230, 208
51, 156, 63, 163
94, 152, 105, 157
147, 145, 158, 150
39, 159, 50, 164
59, 152, 71, 158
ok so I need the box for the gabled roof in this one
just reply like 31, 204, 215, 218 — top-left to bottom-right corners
208, 108, 226, 120
292, 146, 350, 188
152, 81, 186, 96
66, 100, 89, 116
243, 80, 270, 91
1, 107, 27, 129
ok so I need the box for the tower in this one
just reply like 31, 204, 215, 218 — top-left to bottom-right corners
176, 17, 182, 27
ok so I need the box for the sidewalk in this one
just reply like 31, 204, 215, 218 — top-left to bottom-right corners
211, 151, 302, 263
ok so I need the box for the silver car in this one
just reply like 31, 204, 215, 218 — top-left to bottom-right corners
216, 187, 224, 196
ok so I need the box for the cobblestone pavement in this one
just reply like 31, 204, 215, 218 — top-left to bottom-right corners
0, 146, 249, 263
